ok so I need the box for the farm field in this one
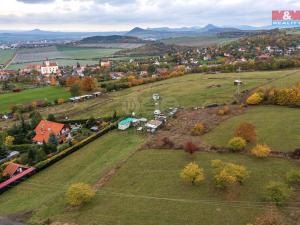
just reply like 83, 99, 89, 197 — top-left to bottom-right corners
0, 86, 70, 113
162, 36, 237, 47
56, 45, 121, 59
7, 46, 119, 69
0, 131, 146, 223
0, 49, 15, 65
202, 106, 300, 152
0, 148, 298, 225
37, 69, 300, 120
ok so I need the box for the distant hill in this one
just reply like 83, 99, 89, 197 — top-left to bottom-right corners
80, 35, 147, 44
117, 42, 182, 56
126, 25, 241, 40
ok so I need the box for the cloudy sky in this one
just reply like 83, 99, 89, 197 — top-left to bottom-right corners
0, 0, 299, 31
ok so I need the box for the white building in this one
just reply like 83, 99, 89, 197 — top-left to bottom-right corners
41, 60, 58, 75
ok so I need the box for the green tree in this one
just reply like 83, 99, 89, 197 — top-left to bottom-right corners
30, 111, 42, 128
264, 181, 293, 206
0, 145, 8, 159
85, 117, 97, 128
48, 133, 58, 146
47, 114, 56, 122
70, 83, 81, 97
147, 64, 156, 75
227, 137, 247, 152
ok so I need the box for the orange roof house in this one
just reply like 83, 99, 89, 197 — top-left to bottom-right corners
2, 163, 29, 178
32, 120, 65, 144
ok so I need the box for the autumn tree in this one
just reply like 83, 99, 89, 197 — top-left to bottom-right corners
235, 122, 257, 143
227, 137, 247, 152
211, 160, 249, 189
180, 162, 205, 185
247, 92, 263, 105
191, 123, 205, 136
80, 77, 98, 92
184, 141, 198, 155
251, 144, 271, 158
57, 98, 65, 105
65, 183, 95, 207
4, 136, 15, 146
66, 76, 81, 87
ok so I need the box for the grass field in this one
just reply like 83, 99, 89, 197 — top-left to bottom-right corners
202, 106, 300, 152
0, 147, 297, 225
0, 86, 70, 113
69, 70, 299, 119
0, 131, 145, 222
0, 49, 15, 65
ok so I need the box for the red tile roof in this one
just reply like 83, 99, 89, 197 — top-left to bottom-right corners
32, 120, 65, 143
2, 163, 29, 177
0, 167, 35, 190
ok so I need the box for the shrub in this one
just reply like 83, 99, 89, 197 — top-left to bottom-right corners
227, 137, 247, 152
235, 122, 256, 143
246, 92, 263, 105
184, 141, 198, 155
264, 181, 293, 206
57, 98, 65, 105
4, 136, 15, 146
65, 183, 95, 207
180, 162, 205, 185
211, 160, 249, 189
251, 144, 271, 158
191, 123, 205, 135
217, 106, 231, 116
286, 170, 300, 186
157, 136, 174, 148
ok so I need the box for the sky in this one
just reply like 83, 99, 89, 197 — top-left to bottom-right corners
0, 0, 299, 31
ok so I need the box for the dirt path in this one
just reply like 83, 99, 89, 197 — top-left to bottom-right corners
3, 52, 17, 70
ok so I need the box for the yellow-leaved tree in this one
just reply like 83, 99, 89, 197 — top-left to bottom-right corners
251, 144, 271, 158
5, 136, 15, 146
247, 92, 263, 105
65, 183, 95, 207
180, 162, 205, 185
211, 160, 249, 189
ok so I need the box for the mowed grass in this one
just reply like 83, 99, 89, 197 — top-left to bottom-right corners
14, 150, 298, 225
202, 106, 300, 152
0, 49, 15, 64
0, 86, 70, 113
0, 131, 145, 221
73, 70, 296, 119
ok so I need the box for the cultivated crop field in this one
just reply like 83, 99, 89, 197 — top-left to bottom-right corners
0, 49, 15, 65
0, 86, 70, 113
7, 45, 119, 69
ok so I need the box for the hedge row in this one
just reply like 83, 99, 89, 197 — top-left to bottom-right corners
34, 121, 118, 171
56, 115, 119, 124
